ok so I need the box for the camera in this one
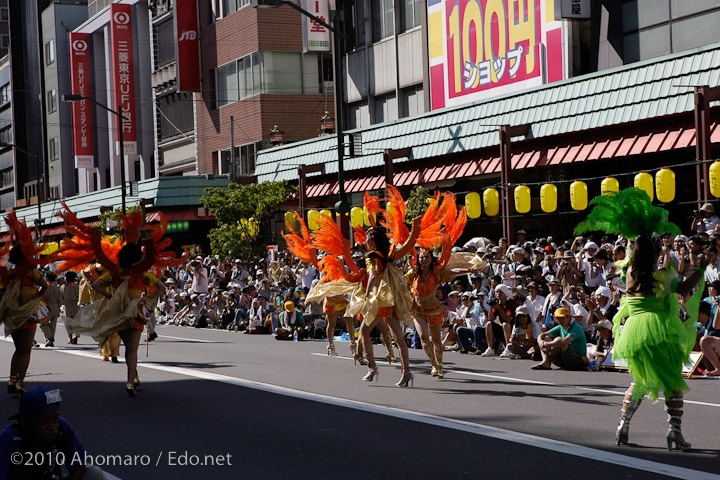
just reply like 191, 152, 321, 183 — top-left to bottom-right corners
487, 298, 499, 307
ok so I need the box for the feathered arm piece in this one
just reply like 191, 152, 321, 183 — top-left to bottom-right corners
393, 216, 422, 260
415, 192, 451, 248
438, 232, 453, 268
442, 193, 467, 245
310, 213, 360, 274
317, 256, 345, 284
4, 212, 44, 262
119, 211, 144, 244
282, 212, 313, 264
340, 266, 366, 284
381, 185, 410, 247
363, 191, 381, 228
353, 226, 367, 246
574, 188, 680, 240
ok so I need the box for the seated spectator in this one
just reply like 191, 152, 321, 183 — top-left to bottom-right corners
504, 305, 536, 359
481, 284, 519, 357
531, 307, 588, 371
588, 319, 614, 365
456, 293, 486, 354
0, 387, 107, 479
245, 296, 272, 334
700, 299, 720, 375
275, 301, 305, 340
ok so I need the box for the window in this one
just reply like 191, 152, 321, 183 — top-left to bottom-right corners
49, 137, 59, 161
156, 20, 175, 67
372, 0, 394, 42
261, 52, 302, 94
400, 0, 422, 32
217, 61, 238, 107
373, 92, 397, 124
347, 101, 369, 129
318, 54, 333, 94
0, 168, 13, 188
0, 84, 10, 104
218, 142, 258, 177
237, 52, 261, 99
401, 84, 424, 118
1, 35, 9, 49
0, 8, 8, 21
23, 182, 37, 200
219, 0, 249, 19
50, 185, 61, 199
158, 94, 195, 140
45, 40, 55, 65
0, 127, 11, 144
47, 89, 57, 113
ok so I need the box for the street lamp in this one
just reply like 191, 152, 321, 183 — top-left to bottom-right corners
252, 0, 349, 215
269, 125, 284, 146
62, 94, 129, 214
0, 142, 44, 237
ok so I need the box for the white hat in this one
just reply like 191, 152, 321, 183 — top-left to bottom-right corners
584, 241, 598, 250
674, 235, 688, 242
448, 291, 460, 297
594, 319, 613, 330
700, 203, 715, 213
595, 286, 611, 299
494, 284, 513, 299
256, 269, 264, 275
164, 278, 175, 284
515, 305, 530, 316
512, 247, 525, 255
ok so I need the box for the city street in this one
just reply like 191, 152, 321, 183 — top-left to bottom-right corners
1, 325, 719, 479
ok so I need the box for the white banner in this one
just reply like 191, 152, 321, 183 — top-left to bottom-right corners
304, 0, 330, 52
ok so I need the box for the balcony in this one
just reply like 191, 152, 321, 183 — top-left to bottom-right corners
152, 62, 177, 90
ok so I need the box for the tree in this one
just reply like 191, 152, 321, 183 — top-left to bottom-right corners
405, 185, 431, 221
201, 181, 297, 258
97, 204, 142, 235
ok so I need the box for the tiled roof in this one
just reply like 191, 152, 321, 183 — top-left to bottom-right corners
256, 42, 720, 184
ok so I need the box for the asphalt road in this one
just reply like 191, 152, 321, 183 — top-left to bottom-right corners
1, 324, 719, 480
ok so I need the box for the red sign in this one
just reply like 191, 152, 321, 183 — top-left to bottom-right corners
174, 0, 201, 92
69, 32, 93, 169
110, 3, 137, 154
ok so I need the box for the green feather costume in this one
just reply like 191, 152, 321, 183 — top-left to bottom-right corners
575, 188, 700, 401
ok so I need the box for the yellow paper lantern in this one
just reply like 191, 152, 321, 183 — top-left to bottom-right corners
248, 218, 259, 236
483, 188, 500, 217
363, 207, 375, 227
540, 183, 557, 213
320, 209, 333, 220
570, 180, 588, 211
710, 161, 720, 198
514, 185, 531, 214
655, 168, 675, 203
307, 209, 320, 230
350, 206, 364, 228
284, 211, 297, 231
465, 192, 481, 219
601, 177, 619, 195
634, 171, 654, 201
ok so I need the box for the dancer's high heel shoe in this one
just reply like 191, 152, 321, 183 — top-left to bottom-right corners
362, 368, 378, 381
353, 352, 368, 366
665, 396, 691, 451
7, 376, 17, 395
395, 371, 414, 388
126, 383, 137, 397
615, 390, 640, 446
327, 344, 338, 356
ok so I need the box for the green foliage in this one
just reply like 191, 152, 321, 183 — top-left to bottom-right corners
405, 186, 431, 221
201, 181, 297, 258
97, 204, 142, 235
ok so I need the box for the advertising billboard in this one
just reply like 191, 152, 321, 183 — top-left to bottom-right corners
175, 0, 201, 92
427, 0, 566, 110
110, 3, 137, 154
69, 32, 93, 169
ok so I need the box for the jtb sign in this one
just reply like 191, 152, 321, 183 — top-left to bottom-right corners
175, 0, 201, 92
427, 0, 566, 110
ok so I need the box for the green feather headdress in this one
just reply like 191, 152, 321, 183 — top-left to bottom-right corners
574, 188, 680, 240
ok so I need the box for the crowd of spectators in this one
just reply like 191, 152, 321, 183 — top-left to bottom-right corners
143, 202, 720, 374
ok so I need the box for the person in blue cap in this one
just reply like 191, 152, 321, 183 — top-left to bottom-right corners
0, 387, 106, 479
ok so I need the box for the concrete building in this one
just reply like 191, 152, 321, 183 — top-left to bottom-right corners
0, 55, 12, 211
41, 2, 89, 200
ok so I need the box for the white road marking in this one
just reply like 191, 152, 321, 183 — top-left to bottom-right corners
4, 339, 719, 479
309, 353, 720, 408
147, 334, 216, 343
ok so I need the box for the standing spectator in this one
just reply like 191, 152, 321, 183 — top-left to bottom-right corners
690, 202, 720, 233
188, 257, 208, 295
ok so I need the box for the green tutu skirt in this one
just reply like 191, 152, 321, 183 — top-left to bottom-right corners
612, 294, 698, 402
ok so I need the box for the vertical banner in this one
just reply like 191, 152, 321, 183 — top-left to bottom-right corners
267, 245, 278, 264
110, 3, 137, 154
69, 32, 94, 169
304, 0, 330, 52
174, 0, 201, 92
427, 0, 566, 110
